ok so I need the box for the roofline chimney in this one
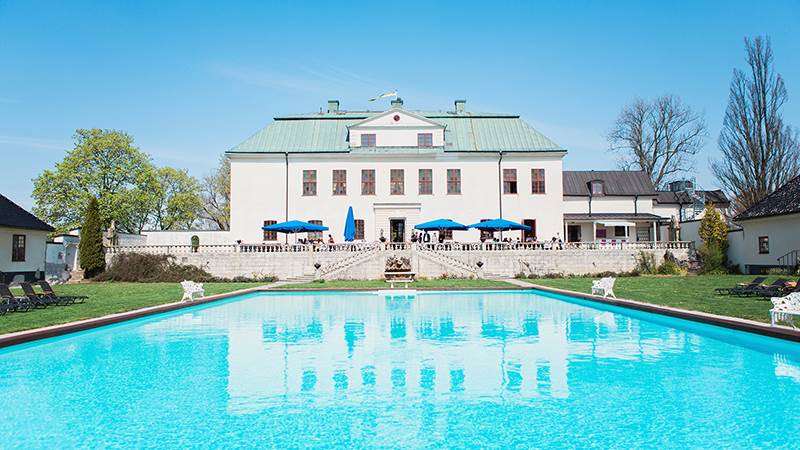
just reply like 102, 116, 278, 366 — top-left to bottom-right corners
327, 100, 340, 113
390, 97, 403, 108
455, 99, 466, 114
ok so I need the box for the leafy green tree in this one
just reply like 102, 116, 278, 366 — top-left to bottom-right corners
79, 197, 105, 277
698, 203, 729, 273
698, 204, 728, 249
152, 167, 203, 230
32, 129, 158, 233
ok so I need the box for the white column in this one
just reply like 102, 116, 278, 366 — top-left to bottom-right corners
592, 221, 597, 243
652, 221, 657, 242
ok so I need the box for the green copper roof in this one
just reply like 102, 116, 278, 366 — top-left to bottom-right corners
228, 109, 565, 154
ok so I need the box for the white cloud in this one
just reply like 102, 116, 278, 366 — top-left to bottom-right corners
0, 134, 67, 150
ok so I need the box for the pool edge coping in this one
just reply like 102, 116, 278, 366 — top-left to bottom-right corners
528, 283, 800, 343
1, 283, 799, 348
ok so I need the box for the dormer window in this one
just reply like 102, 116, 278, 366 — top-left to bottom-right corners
417, 133, 433, 147
361, 134, 376, 147
590, 180, 604, 195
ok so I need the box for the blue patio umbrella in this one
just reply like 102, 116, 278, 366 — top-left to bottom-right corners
414, 219, 469, 231
468, 218, 531, 232
262, 220, 329, 233
343, 206, 356, 242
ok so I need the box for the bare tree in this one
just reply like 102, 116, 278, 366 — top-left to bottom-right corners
712, 36, 800, 213
200, 154, 231, 230
608, 95, 707, 189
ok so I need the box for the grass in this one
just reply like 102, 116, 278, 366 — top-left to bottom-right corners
0, 282, 263, 335
530, 274, 796, 324
285, 278, 514, 290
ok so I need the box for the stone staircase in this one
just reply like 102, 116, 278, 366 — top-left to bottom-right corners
281, 274, 316, 283
417, 247, 478, 276
318, 246, 382, 280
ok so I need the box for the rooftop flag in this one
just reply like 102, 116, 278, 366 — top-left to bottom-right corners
368, 90, 398, 101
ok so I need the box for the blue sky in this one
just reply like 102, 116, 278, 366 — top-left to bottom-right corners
1, 0, 798, 208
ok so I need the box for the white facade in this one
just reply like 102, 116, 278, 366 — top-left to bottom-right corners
229, 152, 565, 244
727, 213, 800, 273
0, 226, 49, 283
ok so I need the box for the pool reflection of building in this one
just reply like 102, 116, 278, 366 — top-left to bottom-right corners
140, 292, 699, 414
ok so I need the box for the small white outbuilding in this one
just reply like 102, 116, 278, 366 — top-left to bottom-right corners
0, 194, 54, 284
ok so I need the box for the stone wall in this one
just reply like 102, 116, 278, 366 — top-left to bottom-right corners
434, 247, 691, 278
106, 244, 691, 280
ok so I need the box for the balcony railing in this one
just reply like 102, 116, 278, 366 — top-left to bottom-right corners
108, 240, 692, 256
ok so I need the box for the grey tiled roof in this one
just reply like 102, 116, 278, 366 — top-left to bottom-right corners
735, 175, 800, 221
0, 194, 54, 231
562, 171, 657, 196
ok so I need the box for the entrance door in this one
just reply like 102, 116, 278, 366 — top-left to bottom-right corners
567, 224, 581, 242
390, 219, 406, 243
522, 219, 536, 241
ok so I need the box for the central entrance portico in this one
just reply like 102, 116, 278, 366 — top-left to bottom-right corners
373, 202, 421, 242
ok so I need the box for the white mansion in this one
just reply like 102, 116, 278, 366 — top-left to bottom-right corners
225, 99, 726, 245
105, 99, 730, 279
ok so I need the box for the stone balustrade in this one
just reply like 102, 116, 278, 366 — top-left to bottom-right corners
105, 241, 693, 280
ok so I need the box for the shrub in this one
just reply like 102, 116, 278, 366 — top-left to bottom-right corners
698, 241, 728, 274
698, 204, 728, 249
657, 259, 686, 275
657, 250, 687, 275
698, 204, 729, 273
95, 253, 214, 282
95, 252, 279, 283
438, 273, 475, 280
635, 251, 657, 275
79, 197, 106, 278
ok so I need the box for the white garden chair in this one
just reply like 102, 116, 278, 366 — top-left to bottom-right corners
180, 280, 205, 302
591, 277, 616, 299
770, 292, 800, 328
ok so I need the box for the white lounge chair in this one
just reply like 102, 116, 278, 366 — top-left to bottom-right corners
770, 292, 800, 328
591, 277, 616, 298
180, 280, 205, 302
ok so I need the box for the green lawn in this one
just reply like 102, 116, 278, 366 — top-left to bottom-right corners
530, 274, 794, 324
1, 282, 263, 335
286, 278, 515, 290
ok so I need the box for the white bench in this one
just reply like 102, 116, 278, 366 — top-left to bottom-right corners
770, 292, 800, 328
385, 271, 416, 289
180, 280, 205, 302
591, 277, 616, 298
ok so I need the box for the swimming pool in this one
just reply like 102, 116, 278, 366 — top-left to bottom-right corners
1, 289, 799, 448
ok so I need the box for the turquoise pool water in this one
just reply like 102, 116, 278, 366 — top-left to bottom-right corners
2, 290, 800, 448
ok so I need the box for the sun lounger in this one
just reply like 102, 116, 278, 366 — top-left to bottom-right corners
0, 298, 11, 315
715, 277, 766, 295
0, 284, 33, 312
20, 282, 59, 307
752, 278, 790, 298
38, 281, 87, 304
